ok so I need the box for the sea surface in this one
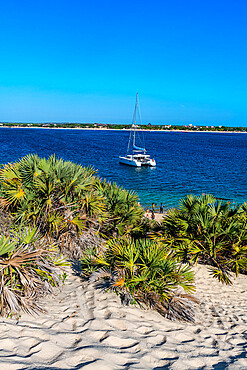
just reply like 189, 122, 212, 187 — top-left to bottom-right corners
0, 128, 246, 209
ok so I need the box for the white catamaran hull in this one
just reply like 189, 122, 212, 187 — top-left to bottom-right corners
119, 156, 142, 167
119, 156, 156, 167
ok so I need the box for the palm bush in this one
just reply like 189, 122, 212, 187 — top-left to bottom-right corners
80, 238, 197, 322
0, 226, 66, 317
0, 155, 143, 246
0, 155, 94, 232
97, 180, 144, 237
161, 194, 247, 284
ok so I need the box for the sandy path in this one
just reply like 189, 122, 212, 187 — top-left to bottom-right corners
145, 212, 164, 222
0, 265, 246, 370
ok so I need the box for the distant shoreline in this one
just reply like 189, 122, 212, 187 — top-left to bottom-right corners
0, 126, 246, 134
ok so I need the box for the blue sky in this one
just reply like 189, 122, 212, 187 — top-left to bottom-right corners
0, 0, 247, 126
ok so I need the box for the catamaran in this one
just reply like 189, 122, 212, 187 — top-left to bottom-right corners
119, 93, 156, 167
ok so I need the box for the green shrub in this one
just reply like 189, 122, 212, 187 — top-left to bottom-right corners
0, 155, 143, 246
0, 226, 66, 317
81, 237, 197, 322
161, 194, 247, 284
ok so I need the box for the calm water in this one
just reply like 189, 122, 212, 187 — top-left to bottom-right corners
0, 128, 246, 209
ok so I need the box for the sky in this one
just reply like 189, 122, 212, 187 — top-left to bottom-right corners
0, 0, 247, 126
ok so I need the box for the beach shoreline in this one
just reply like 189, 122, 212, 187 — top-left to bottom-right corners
0, 126, 246, 134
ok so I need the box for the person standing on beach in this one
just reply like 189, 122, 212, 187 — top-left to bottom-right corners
152, 203, 156, 212
151, 210, 155, 220
159, 203, 163, 214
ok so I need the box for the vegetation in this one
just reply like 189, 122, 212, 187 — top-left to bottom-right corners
0, 155, 246, 321
159, 194, 247, 284
0, 226, 65, 317
98, 181, 143, 237
0, 154, 143, 250
80, 237, 197, 322
1, 121, 247, 132
0, 155, 146, 317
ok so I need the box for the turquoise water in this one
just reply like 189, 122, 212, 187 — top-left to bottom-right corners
0, 128, 246, 209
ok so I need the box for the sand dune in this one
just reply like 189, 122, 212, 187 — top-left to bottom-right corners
0, 264, 246, 369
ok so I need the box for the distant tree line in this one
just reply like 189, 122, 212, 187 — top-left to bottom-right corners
0, 122, 246, 132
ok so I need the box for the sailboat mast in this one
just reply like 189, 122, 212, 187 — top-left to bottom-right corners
133, 93, 138, 148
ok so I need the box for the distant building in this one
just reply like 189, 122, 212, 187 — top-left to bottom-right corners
94, 123, 108, 129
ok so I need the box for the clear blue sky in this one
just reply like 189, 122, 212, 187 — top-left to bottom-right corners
0, 0, 247, 126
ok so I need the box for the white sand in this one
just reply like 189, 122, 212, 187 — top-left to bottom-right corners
145, 212, 164, 222
0, 265, 246, 369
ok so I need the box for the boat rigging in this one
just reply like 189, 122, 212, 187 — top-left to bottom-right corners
119, 93, 156, 167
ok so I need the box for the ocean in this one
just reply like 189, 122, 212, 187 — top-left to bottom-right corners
0, 128, 246, 209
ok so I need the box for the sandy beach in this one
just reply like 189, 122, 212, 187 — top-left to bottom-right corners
144, 212, 165, 222
0, 264, 246, 370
